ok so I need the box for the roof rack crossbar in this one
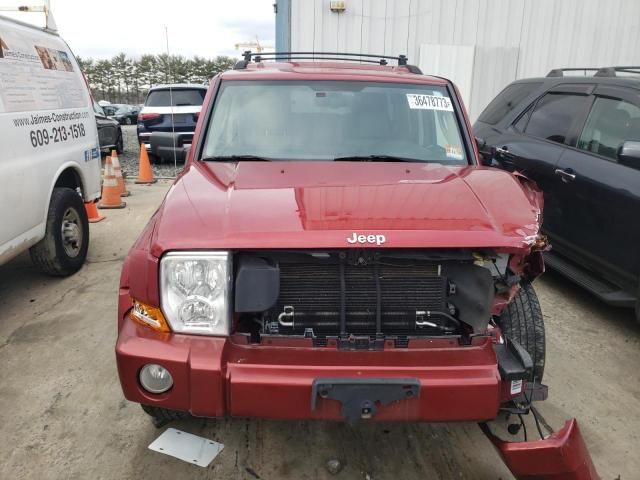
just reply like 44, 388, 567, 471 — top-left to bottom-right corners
253, 55, 388, 65
238, 50, 409, 66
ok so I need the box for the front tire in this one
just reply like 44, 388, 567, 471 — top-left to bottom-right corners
30, 188, 89, 276
497, 281, 546, 382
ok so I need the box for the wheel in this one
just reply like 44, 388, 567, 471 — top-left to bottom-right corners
30, 188, 89, 276
497, 281, 546, 382
149, 153, 162, 165
116, 132, 124, 154
141, 404, 189, 427
124, 117, 132, 125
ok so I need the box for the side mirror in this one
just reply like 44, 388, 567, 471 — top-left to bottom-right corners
475, 137, 494, 166
618, 141, 640, 169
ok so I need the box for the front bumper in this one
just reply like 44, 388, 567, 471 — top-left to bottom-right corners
116, 314, 509, 421
116, 314, 600, 479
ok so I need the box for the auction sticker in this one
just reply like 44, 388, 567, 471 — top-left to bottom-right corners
406, 94, 454, 111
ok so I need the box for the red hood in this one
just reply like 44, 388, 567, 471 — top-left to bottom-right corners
150, 161, 541, 254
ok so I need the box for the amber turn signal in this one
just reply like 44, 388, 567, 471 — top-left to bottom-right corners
130, 299, 171, 333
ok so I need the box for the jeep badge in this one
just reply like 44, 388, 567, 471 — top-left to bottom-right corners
346, 232, 386, 246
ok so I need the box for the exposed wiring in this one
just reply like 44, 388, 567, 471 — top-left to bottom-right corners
523, 376, 552, 440
532, 405, 554, 435
517, 413, 528, 441
531, 406, 546, 439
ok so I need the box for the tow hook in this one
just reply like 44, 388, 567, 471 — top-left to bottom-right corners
480, 419, 600, 479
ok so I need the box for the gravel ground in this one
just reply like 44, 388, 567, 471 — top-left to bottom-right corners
118, 124, 184, 179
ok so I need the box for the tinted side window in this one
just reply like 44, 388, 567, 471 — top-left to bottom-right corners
477, 82, 542, 125
525, 93, 589, 144
577, 96, 640, 160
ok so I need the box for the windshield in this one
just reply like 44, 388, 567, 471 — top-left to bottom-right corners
202, 80, 468, 163
146, 88, 206, 107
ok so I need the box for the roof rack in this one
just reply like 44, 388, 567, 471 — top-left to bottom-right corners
547, 66, 640, 77
233, 51, 423, 74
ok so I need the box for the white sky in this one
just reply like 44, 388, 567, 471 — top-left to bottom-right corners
1, 0, 275, 59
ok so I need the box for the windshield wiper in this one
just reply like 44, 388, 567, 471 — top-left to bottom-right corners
202, 155, 272, 162
333, 155, 418, 162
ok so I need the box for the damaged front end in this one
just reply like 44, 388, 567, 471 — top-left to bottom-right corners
481, 419, 600, 480
477, 175, 599, 480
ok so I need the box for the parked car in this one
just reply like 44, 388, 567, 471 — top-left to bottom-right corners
104, 103, 140, 125
0, 14, 101, 275
137, 83, 207, 163
93, 102, 123, 154
473, 67, 640, 323
115, 53, 598, 478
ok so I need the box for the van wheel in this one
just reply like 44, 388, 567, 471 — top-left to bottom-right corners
30, 188, 89, 276
497, 281, 546, 383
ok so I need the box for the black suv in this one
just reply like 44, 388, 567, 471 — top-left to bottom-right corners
473, 67, 640, 322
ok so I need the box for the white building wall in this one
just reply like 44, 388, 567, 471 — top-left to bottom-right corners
289, 0, 640, 119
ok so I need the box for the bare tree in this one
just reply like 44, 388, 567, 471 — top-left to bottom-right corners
76, 53, 236, 103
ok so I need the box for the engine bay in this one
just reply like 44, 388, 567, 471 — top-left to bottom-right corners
234, 249, 513, 348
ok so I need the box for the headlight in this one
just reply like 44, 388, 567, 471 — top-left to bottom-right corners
160, 251, 231, 335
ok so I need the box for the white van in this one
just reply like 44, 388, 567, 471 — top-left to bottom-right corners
0, 15, 101, 275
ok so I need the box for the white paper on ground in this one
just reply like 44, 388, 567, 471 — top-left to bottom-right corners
148, 428, 224, 467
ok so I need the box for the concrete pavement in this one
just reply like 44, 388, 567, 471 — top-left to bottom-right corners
0, 181, 637, 479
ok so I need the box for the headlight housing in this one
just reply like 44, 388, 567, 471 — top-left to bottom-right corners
160, 251, 231, 335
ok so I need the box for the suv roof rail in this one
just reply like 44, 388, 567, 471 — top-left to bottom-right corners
595, 66, 640, 77
234, 51, 423, 74
547, 66, 640, 77
546, 68, 601, 77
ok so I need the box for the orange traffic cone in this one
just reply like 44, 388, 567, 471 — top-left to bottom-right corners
85, 201, 106, 223
135, 145, 156, 184
98, 156, 126, 209
111, 150, 130, 197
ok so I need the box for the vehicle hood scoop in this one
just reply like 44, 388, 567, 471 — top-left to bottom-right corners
151, 161, 541, 252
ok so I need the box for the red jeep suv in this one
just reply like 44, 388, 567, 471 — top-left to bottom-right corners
116, 52, 598, 479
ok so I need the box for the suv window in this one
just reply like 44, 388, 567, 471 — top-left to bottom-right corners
477, 82, 542, 125
577, 96, 640, 160
146, 88, 206, 107
524, 93, 589, 144
203, 81, 468, 164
